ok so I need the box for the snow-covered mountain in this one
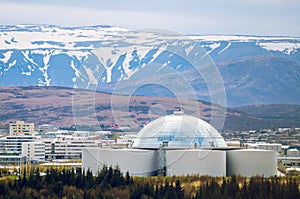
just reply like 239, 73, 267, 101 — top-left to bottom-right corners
1, 24, 300, 107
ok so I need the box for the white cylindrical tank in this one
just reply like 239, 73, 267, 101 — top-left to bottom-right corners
226, 149, 277, 177
82, 148, 160, 176
166, 149, 226, 176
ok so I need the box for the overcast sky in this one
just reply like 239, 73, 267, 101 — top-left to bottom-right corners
0, 0, 299, 36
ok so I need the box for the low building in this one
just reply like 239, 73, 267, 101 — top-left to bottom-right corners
246, 143, 282, 153
278, 156, 300, 167
0, 155, 26, 166
287, 148, 300, 157
38, 124, 58, 132
116, 134, 137, 145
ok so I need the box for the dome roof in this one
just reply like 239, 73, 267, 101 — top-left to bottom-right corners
132, 111, 227, 149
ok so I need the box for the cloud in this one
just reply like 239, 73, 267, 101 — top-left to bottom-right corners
0, 2, 224, 33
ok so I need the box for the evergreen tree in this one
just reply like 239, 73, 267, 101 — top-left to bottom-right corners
175, 179, 184, 199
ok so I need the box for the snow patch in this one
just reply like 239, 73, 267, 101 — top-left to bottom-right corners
22, 51, 38, 67
41, 50, 53, 86
184, 44, 194, 56
70, 59, 82, 79
157, 61, 169, 72
0, 51, 13, 63
66, 51, 90, 60
8, 59, 16, 68
106, 67, 112, 83
22, 71, 31, 76
218, 42, 231, 54
4, 59, 16, 71
189, 35, 300, 42
85, 67, 98, 87
151, 47, 165, 63
258, 42, 300, 55
201, 42, 221, 58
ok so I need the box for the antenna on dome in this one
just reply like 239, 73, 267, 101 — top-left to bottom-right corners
173, 107, 184, 115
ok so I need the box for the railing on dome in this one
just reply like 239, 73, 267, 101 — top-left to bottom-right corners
173, 110, 184, 115
133, 136, 226, 148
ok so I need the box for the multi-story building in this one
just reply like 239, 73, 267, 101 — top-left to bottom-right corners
0, 135, 45, 164
22, 142, 45, 163
42, 135, 98, 159
9, 121, 34, 136
246, 142, 282, 153
0, 135, 37, 155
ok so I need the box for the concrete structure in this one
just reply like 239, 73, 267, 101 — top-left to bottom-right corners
0, 135, 40, 155
9, 121, 34, 136
40, 162, 82, 170
42, 135, 98, 159
83, 148, 227, 177
83, 112, 278, 177
247, 143, 282, 153
287, 148, 300, 157
0, 155, 26, 166
278, 156, 300, 167
0, 135, 45, 165
38, 124, 58, 132
22, 142, 45, 163
165, 149, 226, 176
116, 134, 137, 146
226, 149, 277, 177
83, 148, 160, 176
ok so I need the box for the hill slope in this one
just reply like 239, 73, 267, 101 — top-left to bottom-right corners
1, 86, 300, 131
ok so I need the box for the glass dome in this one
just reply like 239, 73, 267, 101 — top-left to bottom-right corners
132, 111, 227, 149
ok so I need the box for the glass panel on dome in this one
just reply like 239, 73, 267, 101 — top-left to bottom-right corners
132, 114, 227, 149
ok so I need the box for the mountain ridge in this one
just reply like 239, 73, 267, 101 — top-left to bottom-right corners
0, 24, 300, 107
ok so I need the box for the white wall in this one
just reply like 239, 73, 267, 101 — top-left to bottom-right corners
166, 149, 226, 176
22, 142, 45, 162
83, 148, 277, 177
82, 148, 160, 176
226, 149, 277, 177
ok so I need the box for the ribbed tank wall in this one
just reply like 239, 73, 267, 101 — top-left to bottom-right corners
166, 149, 226, 176
82, 148, 160, 176
226, 149, 277, 177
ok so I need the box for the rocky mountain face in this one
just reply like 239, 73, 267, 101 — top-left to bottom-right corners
1, 24, 300, 107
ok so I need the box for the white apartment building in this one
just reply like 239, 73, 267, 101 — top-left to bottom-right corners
0, 135, 38, 155
42, 135, 98, 159
22, 142, 45, 163
0, 135, 45, 165
9, 121, 34, 136
246, 143, 282, 153
287, 148, 300, 157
